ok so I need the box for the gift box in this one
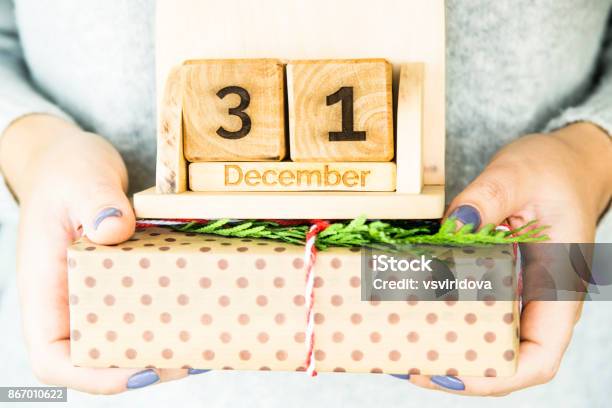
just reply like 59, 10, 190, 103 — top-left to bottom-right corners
67, 227, 519, 377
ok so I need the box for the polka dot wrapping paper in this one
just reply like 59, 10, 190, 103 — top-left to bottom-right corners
67, 228, 519, 377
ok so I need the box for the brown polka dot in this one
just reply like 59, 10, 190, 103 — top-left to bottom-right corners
370, 332, 381, 343
218, 295, 230, 307
409, 368, 421, 375
274, 247, 286, 253
275, 313, 286, 325
125, 349, 137, 359
159, 246, 170, 251
256, 295, 268, 306
334, 367, 346, 372
444, 296, 458, 306
503, 313, 514, 324
199, 277, 211, 289
69, 295, 79, 305
142, 330, 154, 342
203, 350, 215, 360
294, 332, 305, 343
483, 295, 496, 306
503, 350, 515, 361
350, 313, 362, 324
237, 246, 249, 252
85, 276, 96, 288
218, 259, 229, 270
165, 237, 176, 242
426, 313, 438, 324
485, 368, 497, 377
292, 258, 304, 269
314, 350, 326, 361
503, 275, 513, 287
162, 349, 173, 359
122, 247, 133, 252
407, 332, 419, 343
238, 314, 250, 325
102, 259, 113, 269
85, 246, 96, 251
314, 313, 324, 324
144, 243, 154, 247
160, 312, 172, 323
123, 313, 135, 324
103, 294, 115, 306
465, 349, 477, 361
332, 332, 344, 343
369, 295, 380, 306
446, 368, 459, 376
260, 366, 271, 371
179, 331, 191, 342
313, 276, 324, 288
446, 331, 457, 342
222, 366, 233, 370
139, 258, 150, 268
484, 332, 496, 343
276, 350, 288, 361
351, 350, 364, 361
86, 313, 98, 323
255, 259, 266, 270
427, 350, 439, 361
138, 294, 152, 306
388, 313, 400, 324
239, 350, 251, 361
407, 295, 419, 305
200, 314, 212, 325
331, 258, 342, 269
89, 348, 100, 359
389, 350, 401, 361
370, 368, 383, 374
273, 277, 285, 288
177, 294, 189, 305
71, 330, 81, 341
68, 258, 77, 269
330, 295, 343, 306
176, 258, 187, 268
105, 330, 117, 342
122, 276, 134, 288
293, 295, 305, 306
257, 332, 269, 343
157, 276, 169, 287
220, 332, 232, 343
349, 276, 360, 288
236, 277, 249, 288
465, 313, 477, 324
199, 247, 211, 252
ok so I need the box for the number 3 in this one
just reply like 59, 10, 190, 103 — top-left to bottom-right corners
216, 86, 252, 139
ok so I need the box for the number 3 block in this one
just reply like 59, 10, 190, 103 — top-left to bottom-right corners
182, 59, 286, 161
287, 59, 394, 161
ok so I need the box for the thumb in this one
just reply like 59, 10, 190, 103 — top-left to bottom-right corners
446, 163, 528, 230
71, 179, 135, 245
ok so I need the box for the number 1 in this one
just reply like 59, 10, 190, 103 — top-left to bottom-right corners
326, 86, 366, 142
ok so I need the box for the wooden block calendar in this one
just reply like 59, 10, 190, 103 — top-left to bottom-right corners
137, 0, 446, 220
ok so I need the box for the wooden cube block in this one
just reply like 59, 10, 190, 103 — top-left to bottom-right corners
287, 59, 394, 162
182, 59, 286, 161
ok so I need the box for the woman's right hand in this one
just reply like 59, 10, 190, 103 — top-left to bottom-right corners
0, 115, 198, 393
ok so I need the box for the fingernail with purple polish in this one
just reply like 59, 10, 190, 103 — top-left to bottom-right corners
188, 368, 210, 375
127, 369, 159, 390
94, 207, 122, 230
431, 375, 465, 391
390, 374, 410, 380
449, 205, 481, 231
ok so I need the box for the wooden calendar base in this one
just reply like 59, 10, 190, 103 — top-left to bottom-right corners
133, 185, 445, 220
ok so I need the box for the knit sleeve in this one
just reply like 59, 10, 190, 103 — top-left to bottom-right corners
0, 0, 72, 139
545, 16, 612, 136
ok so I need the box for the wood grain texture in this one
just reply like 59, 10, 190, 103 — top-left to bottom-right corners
287, 59, 393, 162
157, 0, 445, 183
189, 162, 396, 192
155, 65, 187, 193
133, 185, 444, 220
182, 59, 286, 162
396, 63, 424, 194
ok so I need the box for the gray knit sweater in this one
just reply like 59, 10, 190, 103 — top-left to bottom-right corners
1, 0, 611, 200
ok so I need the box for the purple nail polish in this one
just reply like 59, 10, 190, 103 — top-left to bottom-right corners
127, 369, 159, 389
94, 207, 122, 230
390, 374, 410, 380
431, 375, 465, 391
188, 368, 210, 375
449, 205, 481, 231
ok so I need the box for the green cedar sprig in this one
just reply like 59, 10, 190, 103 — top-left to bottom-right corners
175, 216, 549, 250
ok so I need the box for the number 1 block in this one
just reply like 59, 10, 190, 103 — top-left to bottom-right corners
287, 59, 394, 162
182, 59, 286, 161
